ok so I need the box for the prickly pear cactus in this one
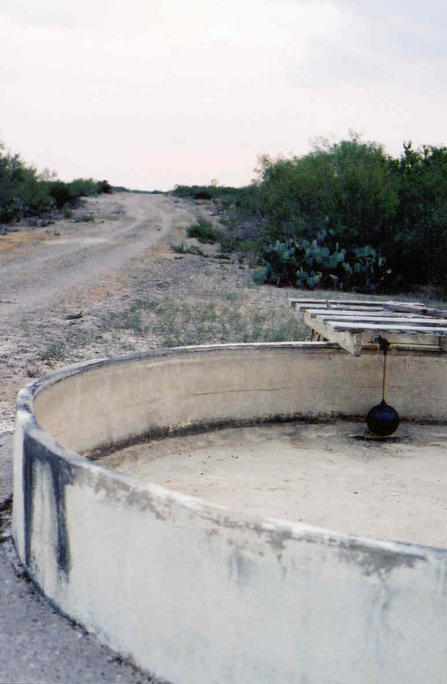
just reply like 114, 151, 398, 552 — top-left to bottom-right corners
255, 233, 390, 291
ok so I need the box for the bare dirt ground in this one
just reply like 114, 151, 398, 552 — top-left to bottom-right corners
0, 191, 308, 683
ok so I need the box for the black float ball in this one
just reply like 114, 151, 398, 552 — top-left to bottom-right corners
366, 399, 400, 437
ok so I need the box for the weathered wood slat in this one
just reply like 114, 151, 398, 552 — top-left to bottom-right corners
305, 308, 447, 320
327, 321, 447, 334
303, 306, 386, 315
383, 301, 447, 317
289, 298, 387, 310
292, 304, 385, 312
304, 314, 363, 355
289, 298, 380, 305
313, 314, 447, 326
289, 298, 426, 310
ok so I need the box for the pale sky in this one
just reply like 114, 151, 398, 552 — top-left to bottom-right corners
2, 0, 447, 190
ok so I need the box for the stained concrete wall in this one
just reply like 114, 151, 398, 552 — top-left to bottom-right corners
32, 343, 447, 453
12, 343, 447, 683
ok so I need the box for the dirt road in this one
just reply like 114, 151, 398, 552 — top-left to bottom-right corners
1, 193, 192, 317
0, 192, 201, 433
0, 191, 204, 684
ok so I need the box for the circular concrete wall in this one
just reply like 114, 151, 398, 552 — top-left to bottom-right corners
12, 343, 447, 683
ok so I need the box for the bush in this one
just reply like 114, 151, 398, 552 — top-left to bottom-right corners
172, 184, 250, 211
187, 218, 221, 243
386, 143, 447, 290
228, 135, 447, 293
0, 147, 52, 221
255, 137, 399, 245
47, 180, 73, 209
96, 179, 112, 194
0, 140, 114, 223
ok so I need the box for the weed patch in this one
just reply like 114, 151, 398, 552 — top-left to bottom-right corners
170, 243, 209, 257
39, 342, 66, 361
73, 214, 95, 223
101, 297, 308, 348
187, 219, 220, 244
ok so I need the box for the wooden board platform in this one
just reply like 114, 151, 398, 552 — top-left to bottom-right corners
289, 298, 447, 355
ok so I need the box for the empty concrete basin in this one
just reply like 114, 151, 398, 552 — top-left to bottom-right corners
12, 343, 447, 683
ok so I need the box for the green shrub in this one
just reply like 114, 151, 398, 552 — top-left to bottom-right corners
187, 218, 221, 243
47, 180, 73, 209
74, 214, 95, 223
0, 147, 52, 220
227, 135, 447, 293
0, 140, 114, 223
173, 184, 241, 203
96, 179, 112, 194
170, 243, 209, 257
69, 178, 99, 197
255, 137, 399, 245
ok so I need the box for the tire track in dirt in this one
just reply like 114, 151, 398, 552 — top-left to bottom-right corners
0, 193, 197, 320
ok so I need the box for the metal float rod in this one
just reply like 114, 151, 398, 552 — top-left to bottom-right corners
377, 335, 391, 402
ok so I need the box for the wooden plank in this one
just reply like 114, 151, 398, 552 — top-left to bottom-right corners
304, 313, 363, 355
305, 309, 441, 320
327, 321, 447, 335
313, 313, 447, 326
294, 304, 386, 314
296, 302, 385, 309
290, 298, 426, 310
302, 306, 387, 315
368, 333, 443, 347
289, 298, 369, 305
289, 298, 387, 310
382, 301, 446, 317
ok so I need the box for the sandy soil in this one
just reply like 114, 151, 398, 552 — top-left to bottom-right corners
100, 421, 447, 549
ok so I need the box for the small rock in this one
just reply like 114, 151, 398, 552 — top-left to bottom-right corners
65, 311, 83, 320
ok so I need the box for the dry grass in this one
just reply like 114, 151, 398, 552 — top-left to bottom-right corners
0, 229, 51, 263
